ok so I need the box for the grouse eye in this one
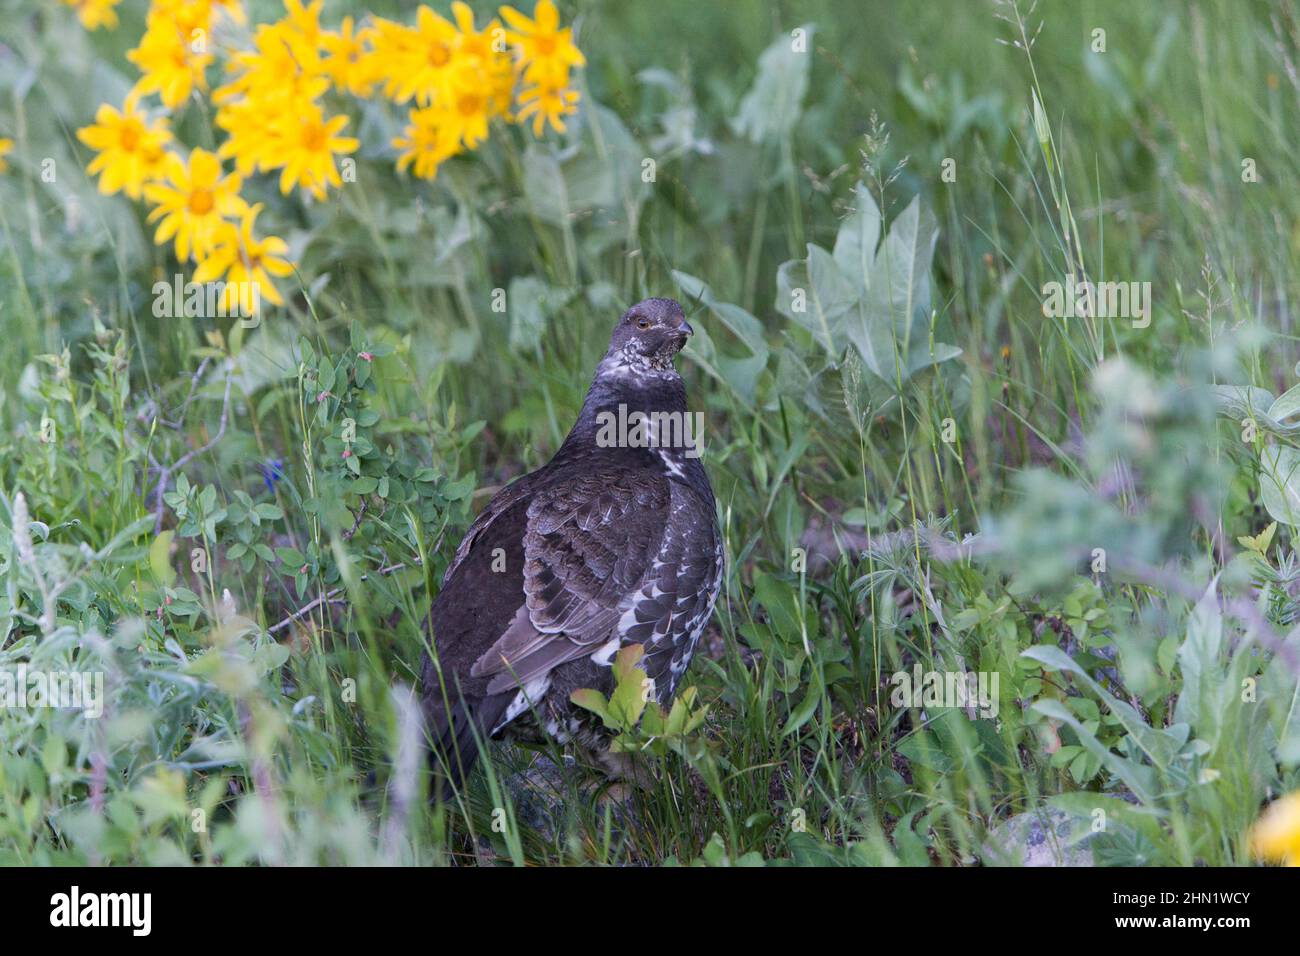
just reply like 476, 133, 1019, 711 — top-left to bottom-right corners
635, 317, 651, 330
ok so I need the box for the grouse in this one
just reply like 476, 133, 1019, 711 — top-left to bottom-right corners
420, 297, 722, 793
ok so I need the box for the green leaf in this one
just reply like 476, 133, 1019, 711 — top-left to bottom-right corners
671, 270, 769, 404
253, 641, 291, 672
1259, 444, 1300, 526
276, 547, 306, 568
1269, 383, 1300, 423
506, 275, 554, 353
831, 182, 882, 283
1031, 698, 1156, 804
732, 25, 814, 144
1236, 521, 1276, 554
1173, 578, 1224, 732
1023, 645, 1181, 775
608, 645, 649, 729
775, 245, 858, 356
569, 689, 610, 722
780, 663, 824, 736
149, 531, 176, 587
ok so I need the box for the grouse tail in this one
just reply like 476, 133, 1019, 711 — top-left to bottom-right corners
422, 668, 511, 802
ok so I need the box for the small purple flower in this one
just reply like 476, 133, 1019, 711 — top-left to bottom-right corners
260, 458, 285, 495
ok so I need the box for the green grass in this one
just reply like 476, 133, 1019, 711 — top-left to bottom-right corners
1, 0, 1298, 865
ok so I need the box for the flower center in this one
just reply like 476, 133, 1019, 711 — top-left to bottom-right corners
119, 123, 141, 152
189, 188, 214, 215
534, 34, 557, 56
301, 122, 327, 152
457, 92, 483, 117
427, 43, 450, 67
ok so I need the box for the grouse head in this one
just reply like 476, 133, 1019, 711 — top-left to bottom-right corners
561, 297, 705, 488
602, 297, 694, 375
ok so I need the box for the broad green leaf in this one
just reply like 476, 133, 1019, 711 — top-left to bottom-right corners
521, 144, 569, 226
1259, 444, 1300, 526
775, 244, 858, 356
831, 182, 882, 284
1205, 384, 1300, 438
565, 102, 648, 221
1172, 578, 1223, 730
506, 275, 554, 353
870, 196, 936, 337
732, 25, 814, 144
1268, 382, 1300, 424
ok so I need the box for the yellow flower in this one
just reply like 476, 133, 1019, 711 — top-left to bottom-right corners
77, 94, 173, 199
372, 6, 460, 106
441, 78, 492, 150
215, 16, 331, 181
452, 2, 514, 117
392, 107, 460, 180
194, 204, 294, 310
321, 16, 378, 97
216, 23, 326, 105
452, 2, 499, 65
500, 0, 584, 86
0, 138, 13, 174
270, 105, 358, 199
215, 99, 266, 176
63, 0, 121, 31
516, 79, 579, 136
144, 148, 245, 261
150, 0, 213, 37
280, 0, 325, 49
128, 10, 214, 109
1250, 792, 1300, 866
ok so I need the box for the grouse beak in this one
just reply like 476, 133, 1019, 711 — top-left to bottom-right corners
670, 320, 693, 352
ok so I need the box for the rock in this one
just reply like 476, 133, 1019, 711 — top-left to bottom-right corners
498, 747, 640, 845
981, 807, 1096, 866
503, 751, 572, 840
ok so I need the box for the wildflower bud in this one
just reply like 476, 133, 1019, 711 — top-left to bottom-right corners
342, 449, 352, 459
299, 564, 309, 575
317, 390, 330, 403
358, 352, 373, 361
